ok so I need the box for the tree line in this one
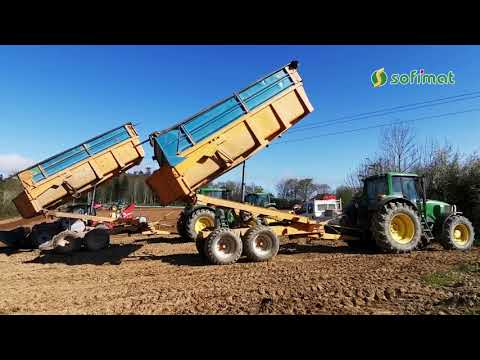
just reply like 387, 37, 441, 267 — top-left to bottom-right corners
275, 178, 332, 202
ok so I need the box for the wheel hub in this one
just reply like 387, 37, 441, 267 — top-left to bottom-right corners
389, 213, 415, 244
195, 216, 214, 233
217, 239, 234, 256
453, 224, 469, 245
254, 234, 272, 253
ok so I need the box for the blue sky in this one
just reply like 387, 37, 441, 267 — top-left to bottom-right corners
1, 45, 479, 193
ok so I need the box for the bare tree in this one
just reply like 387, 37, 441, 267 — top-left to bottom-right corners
275, 178, 290, 199
315, 183, 332, 195
380, 123, 419, 172
346, 124, 419, 190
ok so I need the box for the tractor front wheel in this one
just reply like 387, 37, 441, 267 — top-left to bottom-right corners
185, 208, 216, 242
440, 215, 475, 251
371, 202, 421, 253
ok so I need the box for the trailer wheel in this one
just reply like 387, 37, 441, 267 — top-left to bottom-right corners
440, 215, 475, 251
205, 228, 242, 265
185, 208, 216, 242
84, 226, 110, 251
176, 211, 187, 238
242, 225, 279, 262
371, 202, 421, 253
48, 230, 83, 254
195, 237, 207, 260
30, 228, 54, 248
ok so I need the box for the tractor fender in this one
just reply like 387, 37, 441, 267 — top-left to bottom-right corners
183, 204, 216, 217
376, 197, 418, 211
442, 205, 463, 230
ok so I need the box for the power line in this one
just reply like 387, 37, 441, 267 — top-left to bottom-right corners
290, 91, 480, 133
276, 108, 480, 145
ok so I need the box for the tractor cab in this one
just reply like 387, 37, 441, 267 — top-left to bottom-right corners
353, 173, 425, 228
363, 173, 424, 208
197, 187, 231, 200
244, 192, 277, 209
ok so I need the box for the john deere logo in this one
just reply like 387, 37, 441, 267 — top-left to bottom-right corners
371, 68, 388, 88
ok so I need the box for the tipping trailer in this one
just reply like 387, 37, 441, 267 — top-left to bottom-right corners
145, 61, 353, 265
9, 123, 145, 250
146, 61, 312, 204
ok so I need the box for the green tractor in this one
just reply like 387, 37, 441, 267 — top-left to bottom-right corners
176, 187, 234, 242
339, 172, 475, 252
244, 192, 277, 209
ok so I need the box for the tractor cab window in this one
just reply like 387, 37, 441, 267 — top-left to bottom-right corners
391, 176, 420, 203
366, 177, 387, 200
402, 178, 419, 203
392, 177, 403, 194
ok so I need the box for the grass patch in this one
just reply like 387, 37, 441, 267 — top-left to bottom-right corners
456, 262, 480, 274
422, 271, 462, 288
464, 307, 480, 315
423, 261, 480, 288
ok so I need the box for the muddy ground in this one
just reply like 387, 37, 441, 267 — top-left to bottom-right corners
0, 207, 479, 315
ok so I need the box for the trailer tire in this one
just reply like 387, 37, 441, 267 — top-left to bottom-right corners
84, 227, 110, 251
440, 215, 475, 251
205, 228, 242, 265
49, 230, 83, 254
242, 225, 279, 262
176, 211, 187, 238
195, 237, 207, 260
30, 223, 63, 248
185, 208, 216, 242
371, 202, 421, 253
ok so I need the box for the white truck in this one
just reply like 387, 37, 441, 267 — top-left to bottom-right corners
298, 198, 343, 220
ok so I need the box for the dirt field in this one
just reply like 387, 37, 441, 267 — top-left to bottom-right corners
1, 207, 479, 315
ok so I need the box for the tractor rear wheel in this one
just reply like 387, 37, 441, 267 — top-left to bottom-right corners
242, 225, 279, 262
371, 202, 421, 253
205, 228, 242, 265
440, 215, 475, 251
185, 208, 216, 242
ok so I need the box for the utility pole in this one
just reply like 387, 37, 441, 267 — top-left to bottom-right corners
241, 161, 246, 202
90, 185, 97, 216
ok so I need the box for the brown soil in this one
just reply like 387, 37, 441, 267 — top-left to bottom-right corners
1, 207, 479, 315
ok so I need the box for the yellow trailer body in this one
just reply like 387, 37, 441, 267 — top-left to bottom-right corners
146, 61, 313, 205
13, 123, 144, 218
